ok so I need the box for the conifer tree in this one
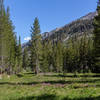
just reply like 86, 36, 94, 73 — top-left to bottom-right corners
0, 0, 17, 74
6, 7, 16, 74
17, 36, 22, 72
23, 47, 29, 70
47, 40, 53, 72
41, 42, 49, 73
93, 0, 100, 72
14, 35, 19, 74
78, 35, 88, 72
30, 17, 42, 74
55, 41, 63, 73
0, 0, 7, 73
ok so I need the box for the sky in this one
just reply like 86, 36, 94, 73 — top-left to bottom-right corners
4, 0, 97, 43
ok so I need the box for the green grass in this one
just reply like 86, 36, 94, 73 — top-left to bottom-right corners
0, 73, 100, 100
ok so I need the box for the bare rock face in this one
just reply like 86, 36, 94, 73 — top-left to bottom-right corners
80, 12, 97, 20
42, 12, 96, 41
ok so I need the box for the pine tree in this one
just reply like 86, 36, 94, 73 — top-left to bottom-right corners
87, 37, 94, 72
23, 47, 29, 70
0, 0, 17, 74
93, 0, 100, 72
6, 7, 16, 74
41, 42, 49, 73
78, 35, 88, 72
17, 36, 22, 72
47, 40, 53, 72
55, 41, 63, 73
14, 35, 19, 74
30, 17, 42, 74
63, 44, 73, 73
0, 0, 7, 74
41, 39, 53, 73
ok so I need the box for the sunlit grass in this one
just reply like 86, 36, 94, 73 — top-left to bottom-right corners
0, 73, 100, 100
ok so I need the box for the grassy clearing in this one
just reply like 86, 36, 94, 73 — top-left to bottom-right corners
0, 73, 100, 100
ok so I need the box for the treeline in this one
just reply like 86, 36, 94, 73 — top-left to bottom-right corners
23, 18, 94, 74
0, 0, 22, 74
0, 0, 100, 75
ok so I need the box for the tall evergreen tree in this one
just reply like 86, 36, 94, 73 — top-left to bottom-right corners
30, 17, 42, 74
41, 41, 49, 73
17, 36, 22, 72
47, 40, 53, 72
0, 0, 6, 74
55, 41, 63, 73
23, 47, 29, 70
93, 0, 100, 72
6, 7, 16, 74
0, 0, 17, 74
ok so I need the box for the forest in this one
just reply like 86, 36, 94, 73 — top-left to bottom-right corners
0, 0, 100, 100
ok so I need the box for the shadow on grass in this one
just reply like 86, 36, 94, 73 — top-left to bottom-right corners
17, 94, 57, 100
24, 72, 35, 75
16, 74, 24, 78
0, 78, 100, 87
16, 73, 35, 78
63, 96, 100, 100
43, 78, 100, 84
0, 81, 38, 85
16, 72, 100, 78
15, 72, 100, 79
44, 74, 100, 78
14, 94, 100, 100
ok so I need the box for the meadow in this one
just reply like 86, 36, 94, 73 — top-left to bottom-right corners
0, 73, 100, 100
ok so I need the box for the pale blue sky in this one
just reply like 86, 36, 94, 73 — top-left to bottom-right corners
4, 0, 97, 43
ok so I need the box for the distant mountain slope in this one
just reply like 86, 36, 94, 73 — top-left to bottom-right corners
22, 11, 97, 49
80, 12, 97, 20
42, 12, 97, 41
